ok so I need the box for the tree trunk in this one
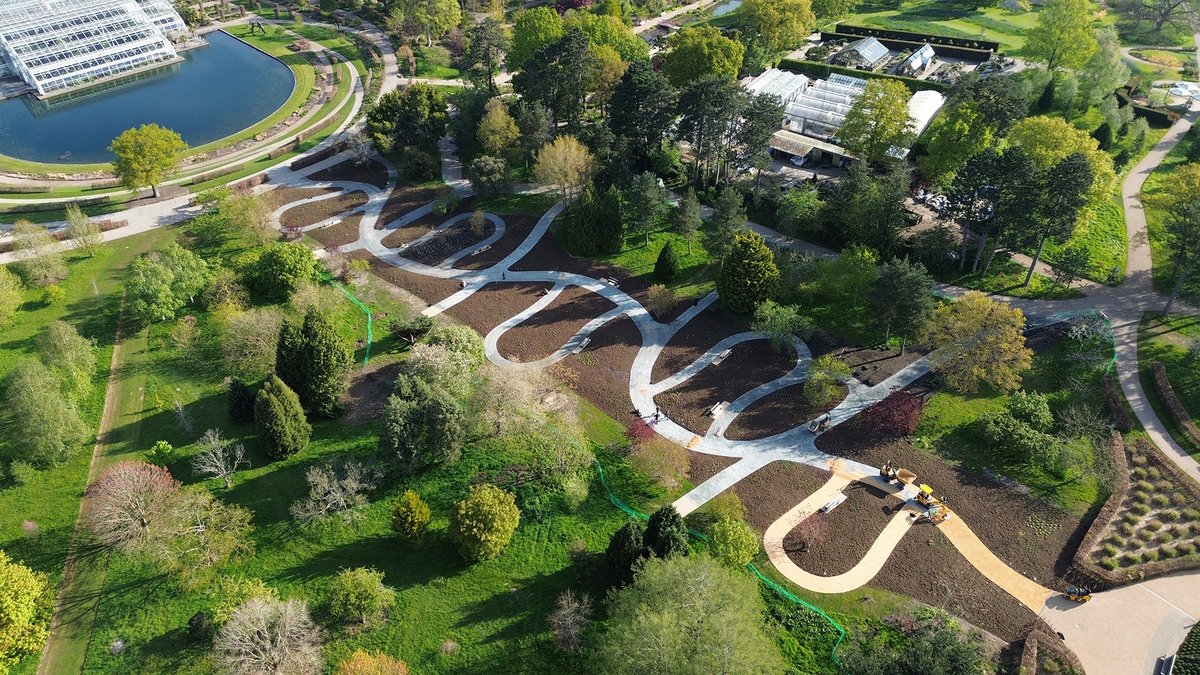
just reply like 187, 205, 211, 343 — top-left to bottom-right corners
1023, 235, 1047, 288
152, 184, 160, 199
970, 227, 989, 273
900, 336, 907, 356
1164, 252, 1199, 315
958, 224, 970, 270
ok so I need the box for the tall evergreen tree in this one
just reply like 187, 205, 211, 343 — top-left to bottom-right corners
717, 231, 779, 314
298, 309, 352, 418
1020, 152, 1093, 286
675, 188, 703, 255
228, 378, 256, 425
603, 520, 649, 587
597, 184, 625, 254
254, 375, 311, 459
274, 318, 305, 400
644, 505, 689, 559
655, 241, 680, 282
609, 61, 677, 168
708, 187, 746, 261
870, 259, 934, 353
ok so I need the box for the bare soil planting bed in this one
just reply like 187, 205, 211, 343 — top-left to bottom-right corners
723, 383, 843, 441
733, 461, 833, 531
874, 525, 1035, 641
307, 213, 363, 249
281, 191, 368, 229
454, 213, 540, 271
349, 250, 462, 306
496, 285, 617, 363
382, 198, 477, 248
784, 481, 901, 577
403, 219, 494, 266
269, 185, 341, 208
377, 183, 441, 229
819, 418, 1092, 587
445, 282, 555, 337
554, 316, 643, 423
654, 340, 796, 436
687, 452, 741, 486
342, 361, 403, 426
807, 330, 928, 386
308, 159, 389, 188
651, 308, 748, 383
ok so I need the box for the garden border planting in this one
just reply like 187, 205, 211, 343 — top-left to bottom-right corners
1151, 361, 1200, 447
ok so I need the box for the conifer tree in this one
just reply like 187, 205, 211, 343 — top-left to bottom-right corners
716, 231, 779, 314
644, 505, 689, 559
254, 375, 311, 459
654, 241, 680, 282
299, 310, 352, 418
228, 378, 256, 425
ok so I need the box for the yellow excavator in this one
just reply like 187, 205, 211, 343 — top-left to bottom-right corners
1064, 585, 1092, 603
880, 461, 952, 523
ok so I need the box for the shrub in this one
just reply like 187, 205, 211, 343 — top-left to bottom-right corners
1131, 467, 1147, 480
1136, 528, 1155, 543
547, 590, 591, 653
380, 374, 465, 474
1132, 502, 1151, 515
1100, 543, 1119, 557
1162, 510, 1180, 522
391, 490, 431, 541
391, 315, 433, 346
1183, 508, 1200, 520
625, 418, 656, 445
144, 440, 177, 466
1099, 556, 1118, 570
335, 650, 410, 675
327, 568, 395, 625
1132, 490, 1150, 504
1146, 519, 1164, 532
290, 461, 379, 525
422, 324, 485, 365
709, 516, 758, 567
213, 598, 322, 674
187, 611, 213, 643
254, 376, 311, 459
1135, 480, 1155, 492
1122, 552, 1142, 565
1118, 522, 1136, 537
603, 521, 649, 588
1152, 494, 1171, 508
1007, 390, 1053, 432
644, 506, 689, 559
448, 484, 520, 562
1177, 542, 1197, 555
1145, 549, 1161, 561
654, 241, 680, 282
1108, 535, 1126, 548
1155, 531, 1173, 544
1123, 512, 1141, 525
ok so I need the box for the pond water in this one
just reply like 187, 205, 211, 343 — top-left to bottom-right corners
711, 0, 743, 17
0, 30, 294, 165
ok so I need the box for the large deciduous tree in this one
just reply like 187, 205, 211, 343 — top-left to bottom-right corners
109, 124, 187, 198
751, 300, 810, 352
534, 135, 594, 199
36, 320, 96, 400
1025, 0, 1098, 70
1005, 115, 1114, 202
65, 203, 102, 257
717, 230, 779, 314
741, 0, 815, 54
11, 221, 67, 287
249, 242, 320, 303
594, 555, 785, 674
5, 358, 87, 466
920, 291, 1033, 393
836, 79, 914, 166
660, 26, 745, 87
400, 0, 460, 46
1145, 162, 1200, 313
477, 97, 520, 158
214, 598, 322, 675
0, 267, 21, 328
86, 461, 182, 551
508, 6, 564, 68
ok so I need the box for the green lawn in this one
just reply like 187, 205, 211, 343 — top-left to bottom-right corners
913, 335, 1113, 514
1, 227, 178, 674
1140, 127, 1199, 299
1138, 314, 1200, 459
933, 257, 1084, 300
586, 220, 719, 300
1042, 193, 1128, 284
846, 0, 1044, 54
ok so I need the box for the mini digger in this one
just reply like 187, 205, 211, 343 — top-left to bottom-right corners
1064, 585, 1092, 603
880, 461, 952, 523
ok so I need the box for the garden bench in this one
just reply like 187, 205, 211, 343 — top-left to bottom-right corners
712, 348, 732, 365
571, 338, 591, 354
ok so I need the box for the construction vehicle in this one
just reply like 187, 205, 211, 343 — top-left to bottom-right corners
1064, 585, 1092, 603
880, 461, 952, 523
880, 460, 916, 485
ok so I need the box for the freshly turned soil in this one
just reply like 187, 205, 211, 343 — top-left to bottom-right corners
873, 525, 1036, 641
445, 282, 555, 337
342, 361, 403, 426
308, 159, 389, 188
818, 416, 1093, 587
404, 219, 494, 266
308, 212, 363, 249
735, 461, 834, 531
807, 330, 929, 386
650, 308, 748, 383
784, 481, 903, 577
496, 285, 617, 363
268, 185, 340, 208
554, 316, 643, 423
377, 183, 441, 229
280, 191, 368, 229
687, 452, 741, 485
347, 250, 461, 306
454, 213, 540, 271
381, 197, 477, 248
654, 340, 796, 436
723, 383, 844, 441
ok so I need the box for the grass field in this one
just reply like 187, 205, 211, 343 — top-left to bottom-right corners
586, 218, 720, 300
933, 257, 1083, 300
1140, 127, 1199, 299
1138, 314, 1200, 460
846, 0, 1043, 54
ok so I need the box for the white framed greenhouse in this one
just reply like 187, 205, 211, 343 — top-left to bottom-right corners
0, 0, 186, 97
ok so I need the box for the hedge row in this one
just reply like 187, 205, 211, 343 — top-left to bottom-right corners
834, 23, 1000, 52
0, 194, 111, 215
0, 185, 50, 194
1150, 361, 1200, 446
268, 141, 300, 160
820, 31, 993, 62
190, 163, 245, 186
1072, 436, 1200, 586
1104, 374, 1133, 432
777, 58, 948, 93
229, 173, 270, 192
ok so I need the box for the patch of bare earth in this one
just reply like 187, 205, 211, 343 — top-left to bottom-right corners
686, 452, 740, 485
269, 185, 341, 208
553, 316, 643, 423
784, 481, 902, 576
347, 250, 462, 306
281, 191, 368, 229
444, 282, 555, 336
382, 197, 477, 248
654, 340, 796, 436
342, 361, 403, 426
308, 213, 363, 249
308, 159, 389, 188
808, 330, 929, 386
377, 182, 442, 229
651, 308, 747, 383
818, 417, 1093, 587
454, 213, 540, 271
723, 383, 844, 440
496, 285, 617, 363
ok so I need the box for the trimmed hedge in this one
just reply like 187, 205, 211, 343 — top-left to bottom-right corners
0, 185, 50, 194
820, 31, 993, 62
229, 173, 270, 192
778, 58, 948, 93
1104, 374, 1134, 432
1151, 361, 1200, 446
190, 163, 245, 186
834, 23, 999, 52
268, 141, 300, 159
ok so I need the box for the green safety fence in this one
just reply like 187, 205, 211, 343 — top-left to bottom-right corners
318, 269, 373, 366
594, 461, 846, 668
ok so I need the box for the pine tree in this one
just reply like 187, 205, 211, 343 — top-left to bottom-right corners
299, 309, 352, 418
274, 318, 305, 399
228, 378, 256, 425
603, 520, 649, 587
254, 375, 311, 459
716, 231, 779, 315
596, 184, 625, 254
644, 505, 689, 559
654, 241, 680, 282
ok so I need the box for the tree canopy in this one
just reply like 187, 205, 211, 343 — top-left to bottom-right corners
109, 123, 187, 198
921, 291, 1034, 393
740, 0, 816, 54
836, 79, 914, 166
660, 26, 745, 87
1025, 0, 1098, 70
717, 230, 779, 314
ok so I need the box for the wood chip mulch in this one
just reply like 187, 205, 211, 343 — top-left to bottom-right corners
307, 212, 363, 249
723, 382, 844, 441
280, 191, 368, 229
307, 159, 389, 188
381, 197, 477, 248
453, 213, 540, 271
347, 250, 461, 306
784, 481, 903, 577
376, 183, 442, 229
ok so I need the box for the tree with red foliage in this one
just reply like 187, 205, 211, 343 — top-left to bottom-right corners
626, 418, 656, 446
861, 390, 926, 437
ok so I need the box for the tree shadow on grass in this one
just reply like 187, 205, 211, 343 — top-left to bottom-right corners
274, 532, 465, 589
455, 565, 577, 647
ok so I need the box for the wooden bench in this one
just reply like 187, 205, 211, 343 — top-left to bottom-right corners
712, 348, 732, 365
